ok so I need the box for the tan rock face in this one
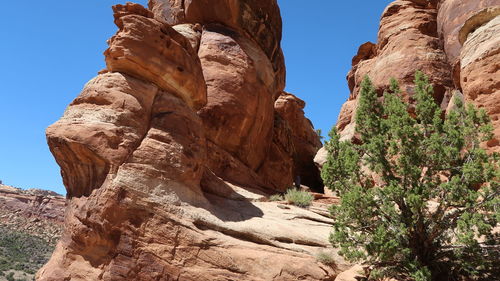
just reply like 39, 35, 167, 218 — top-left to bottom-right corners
273, 92, 323, 191
47, 72, 158, 198
460, 10, 500, 151
40, 2, 334, 280
338, 0, 500, 155
343, 0, 453, 130
437, 0, 500, 65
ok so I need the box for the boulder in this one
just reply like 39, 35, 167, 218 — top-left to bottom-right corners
334, 265, 365, 281
314, 147, 328, 170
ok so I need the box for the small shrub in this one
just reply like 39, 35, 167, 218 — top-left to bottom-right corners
316, 251, 335, 266
284, 189, 314, 208
269, 194, 284, 202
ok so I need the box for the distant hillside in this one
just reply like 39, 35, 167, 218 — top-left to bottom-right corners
0, 185, 65, 280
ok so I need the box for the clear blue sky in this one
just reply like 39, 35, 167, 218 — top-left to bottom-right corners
0, 0, 392, 195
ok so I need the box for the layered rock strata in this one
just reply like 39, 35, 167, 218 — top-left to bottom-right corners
0, 184, 65, 243
337, 0, 500, 153
38, 2, 331, 281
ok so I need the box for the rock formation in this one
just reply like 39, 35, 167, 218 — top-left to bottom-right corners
337, 0, 500, 153
0, 184, 65, 279
0, 184, 65, 242
38, 1, 332, 281
37, 0, 500, 279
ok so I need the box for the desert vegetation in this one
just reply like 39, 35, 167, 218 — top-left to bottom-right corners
0, 226, 55, 280
322, 72, 499, 281
284, 188, 314, 208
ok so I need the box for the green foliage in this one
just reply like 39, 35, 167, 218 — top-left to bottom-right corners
0, 226, 55, 278
6, 272, 15, 281
316, 251, 336, 266
322, 72, 499, 281
269, 194, 284, 202
316, 129, 325, 142
284, 188, 314, 208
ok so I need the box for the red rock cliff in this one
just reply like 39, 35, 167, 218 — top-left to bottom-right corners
338, 0, 500, 153
37, 2, 333, 281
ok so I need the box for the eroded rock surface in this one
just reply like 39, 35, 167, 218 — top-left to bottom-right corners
0, 184, 65, 242
459, 8, 500, 151
273, 92, 323, 191
337, 0, 500, 153
39, 2, 332, 281
342, 0, 452, 136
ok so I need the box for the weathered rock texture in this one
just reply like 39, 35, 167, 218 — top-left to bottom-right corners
337, 0, 500, 153
39, 2, 331, 281
0, 184, 65, 243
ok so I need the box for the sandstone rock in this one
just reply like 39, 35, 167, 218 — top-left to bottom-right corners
118, 90, 208, 203
148, 0, 284, 73
258, 113, 295, 191
314, 147, 328, 169
197, 24, 275, 171
334, 265, 365, 281
47, 72, 158, 198
273, 92, 323, 191
172, 23, 202, 51
445, 90, 464, 115
148, 0, 185, 25
0, 185, 65, 225
437, 0, 500, 65
342, 0, 454, 136
105, 3, 207, 109
361, 0, 451, 100
203, 140, 270, 191
351, 42, 376, 68
337, 100, 357, 132
0, 184, 65, 244
39, 2, 340, 280
458, 7, 500, 45
459, 11, 500, 152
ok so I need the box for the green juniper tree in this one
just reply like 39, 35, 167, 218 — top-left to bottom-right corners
322, 72, 499, 281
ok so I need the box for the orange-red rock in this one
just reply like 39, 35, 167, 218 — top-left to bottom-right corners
39, 1, 339, 280
273, 92, 323, 191
47, 72, 158, 198
148, 0, 283, 67
437, 0, 500, 65
346, 0, 452, 104
105, 3, 207, 109
197, 24, 275, 172
459, 9, 500, 152
258, 113, 295, 191
337, 0, 500, 155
